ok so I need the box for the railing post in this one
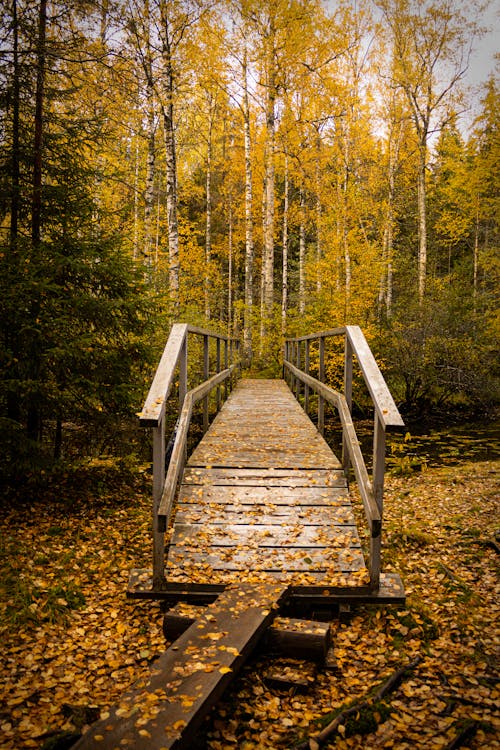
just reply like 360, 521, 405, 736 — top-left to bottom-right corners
342, 334, 353, 471
203, 334, 209, 433
318, 336, 325, 435
304, 339, 310, 413
216, 337, 221, 410
370, 411, 386, 591
373, 413, 386, 513
179, 334, 188, 408
224, 338, 229, 399
370, 532, 381, 590
295, 341, 301, 400
152, 419, 166, 589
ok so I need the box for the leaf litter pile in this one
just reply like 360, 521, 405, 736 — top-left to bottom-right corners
1, 459, 498, 749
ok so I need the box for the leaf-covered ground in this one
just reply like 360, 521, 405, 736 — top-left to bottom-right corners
0, 460, 498, 749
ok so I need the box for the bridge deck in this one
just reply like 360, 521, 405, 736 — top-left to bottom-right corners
165, 379, 369, 588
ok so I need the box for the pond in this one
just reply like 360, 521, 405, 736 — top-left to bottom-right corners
384, 421, 500, 474
324, 417, 500, 475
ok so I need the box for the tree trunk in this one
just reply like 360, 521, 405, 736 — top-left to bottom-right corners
6, 0, 21, 424
227, 200, 233, 336
473, 198, 479, 314
160, 2, 180, 314
144, 80, 156, 272
132, 136, 140, 261
417, 140, 427, 302
262, 27, 276, 320
299, 185, 306, 315
243, 46, 254, 365
281, 153, 289, 335
205, 113, 213, 320
27, 0, 47, 443
10, 0, 20, 250
315, 135, 322, 293
379, 121, 401, 318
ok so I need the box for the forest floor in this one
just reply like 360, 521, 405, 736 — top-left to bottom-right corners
0, 458, 498, 750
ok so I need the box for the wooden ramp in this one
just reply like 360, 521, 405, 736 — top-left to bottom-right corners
73, 582, 287, 750
165, 379, 369, 588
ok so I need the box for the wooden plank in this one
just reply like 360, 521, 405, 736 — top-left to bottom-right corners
183, 468, 345, 486
174, 505, 355, 526
74, 582, 287, 750
166, 546, 365, 573
163, 609, 332, 663
171, 523, 360, 548
178, 485, 348, 505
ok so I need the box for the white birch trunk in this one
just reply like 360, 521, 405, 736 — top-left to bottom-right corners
205, 114, 213, 320
417, 141, 427, 302
299, 185, 306, 315
243, 46, 254, 364
262, 35, 276, 319
160, 3, 179, 313
281, 153, 289, 335
144, 81, 155, 272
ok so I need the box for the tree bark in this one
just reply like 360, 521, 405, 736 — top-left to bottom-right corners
27, 0, 47, 442
299, 184, 306, 315
417, 139, 427, 302
144, 78, 156, 272
243, 45, 254, 364
262, 20, 276, 321
281, 153, 289, 335
205, 109, 213, 320
160, 2, 180, 314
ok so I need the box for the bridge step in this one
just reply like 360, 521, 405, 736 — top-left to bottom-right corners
73, 582, 287, 750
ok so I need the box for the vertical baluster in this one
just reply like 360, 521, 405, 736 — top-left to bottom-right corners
203, 334, 209, 433
152, 418, 166, 589
224, 338, 229, 399
371, 411, 386, 589
318, 336, 325, 434
216, 337, 221, 410
179, 334, 188, 407
295, 340, 301, 399
342, 334, 353, 471
304, 339, 310, 413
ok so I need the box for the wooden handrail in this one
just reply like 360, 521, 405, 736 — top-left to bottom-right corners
139, 324, 240, 589
284, 325, 404, 590
285, 362, 381, 536
139, 324, 236, 427
345, 326, 404, 430
157, 366, 236, 533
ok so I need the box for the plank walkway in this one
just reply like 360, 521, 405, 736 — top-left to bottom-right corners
165, 378, 369, 588
78, 378, 404, 750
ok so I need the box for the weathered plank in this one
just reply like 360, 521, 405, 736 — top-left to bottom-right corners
74, 583, 287, 750
171, 523, 359, 548
183, 468, 346, 486
178, 484, 349, 505
166, 546, 365, 572
174, 505, 355, 526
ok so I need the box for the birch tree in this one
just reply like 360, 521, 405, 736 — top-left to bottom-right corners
376, 0, 484, 302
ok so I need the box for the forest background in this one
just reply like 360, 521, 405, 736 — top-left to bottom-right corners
0, 0, 498, 478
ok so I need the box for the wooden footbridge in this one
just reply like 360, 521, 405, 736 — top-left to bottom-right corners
74, 324, 405, 750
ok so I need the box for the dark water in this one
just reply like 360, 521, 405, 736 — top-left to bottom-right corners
384, 421, 500, 474
324, 417, 500, 474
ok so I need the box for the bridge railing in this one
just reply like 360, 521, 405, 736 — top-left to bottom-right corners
284, 326, 404, 589
138, 324, 240, 589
